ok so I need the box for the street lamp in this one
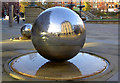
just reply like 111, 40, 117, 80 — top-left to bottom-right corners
79, 0, 81, 17
65, 0, 75, 10
70, 0, 73, 9
69, 0, 75, 10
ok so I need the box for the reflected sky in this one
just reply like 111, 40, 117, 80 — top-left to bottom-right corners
10, 52, 108, 80
37, 7, 84, 34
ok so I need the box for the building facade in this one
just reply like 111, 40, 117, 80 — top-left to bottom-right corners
54, 0, 120, 12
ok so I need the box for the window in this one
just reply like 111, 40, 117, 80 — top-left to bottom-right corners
112, 5, 114, 8
106, 4, 108, 6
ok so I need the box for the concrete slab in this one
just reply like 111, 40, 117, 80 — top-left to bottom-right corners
107, 72, 119, 81
1, 20, 119, 81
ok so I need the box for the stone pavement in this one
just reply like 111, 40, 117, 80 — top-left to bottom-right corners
0, 19, 119, 82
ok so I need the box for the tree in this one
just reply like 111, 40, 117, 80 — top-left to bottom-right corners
82, 2, 91, 11
19, 2, 29, 13
35, 2, 43, 7
44, 2, 54, 8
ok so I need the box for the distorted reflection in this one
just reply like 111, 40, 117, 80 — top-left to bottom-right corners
74, 25, 84, 35
60, 21, 75, 38
40, 32, 47, 35
36, 61, 82, 78
31, 7, 86, 61
21, 24, 32, 38
61, 21, 73, 34
25, 25, 32, 31
40, 32, 48, 41
42, 36, 48, 41
10, 52, 108, 80
48, 23, 61, 33
40, 21, 85, 39
59, 21, 85, 38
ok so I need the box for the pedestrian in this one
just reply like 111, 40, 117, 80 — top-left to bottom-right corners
14, 13, 17, 22
16, 13, 20, 24
2, 10, 5, 22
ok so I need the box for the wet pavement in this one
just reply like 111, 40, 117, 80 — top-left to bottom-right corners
1, 19, 119, 81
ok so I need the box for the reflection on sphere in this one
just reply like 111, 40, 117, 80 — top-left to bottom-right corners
21, 24, 32, 38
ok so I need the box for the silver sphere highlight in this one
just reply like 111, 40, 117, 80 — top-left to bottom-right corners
21, 24, 32, 38
32, 7, 86, 61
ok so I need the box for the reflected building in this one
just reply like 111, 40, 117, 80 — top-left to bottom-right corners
61, 21, 73, 35
41, 20, 85, 39
54, 21, 85, 38
74, 25, 84, 35
59, 21, 75, 38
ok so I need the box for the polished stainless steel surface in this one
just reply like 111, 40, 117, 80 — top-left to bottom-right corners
10, 52, 108, 80
21, 24, 32, 38
32, 7, 86, 61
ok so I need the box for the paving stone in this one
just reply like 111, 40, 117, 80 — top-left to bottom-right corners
2, 51, 21, 64
13, 49, 36, 54
1, 20, 119, 81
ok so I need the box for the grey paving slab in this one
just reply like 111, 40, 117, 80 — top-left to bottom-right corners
13, 49, 36, 54
1, 20, 119, 81
2, 40, 34, 52
2, 51, 27, 81
107, 72, 119, 81
84, 24, 118, 81
2, 71, 15, 81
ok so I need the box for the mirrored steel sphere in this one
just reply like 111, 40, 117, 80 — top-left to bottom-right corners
21, 24, 32, 38
32, 7, 86, 61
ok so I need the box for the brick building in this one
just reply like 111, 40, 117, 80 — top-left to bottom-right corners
54, 0, 120, 12
83, 0, 120, 12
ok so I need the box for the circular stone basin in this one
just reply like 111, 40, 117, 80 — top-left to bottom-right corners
5, 52, 109, 80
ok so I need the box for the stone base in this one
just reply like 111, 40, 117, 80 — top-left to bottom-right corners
4, 52, 110, 81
